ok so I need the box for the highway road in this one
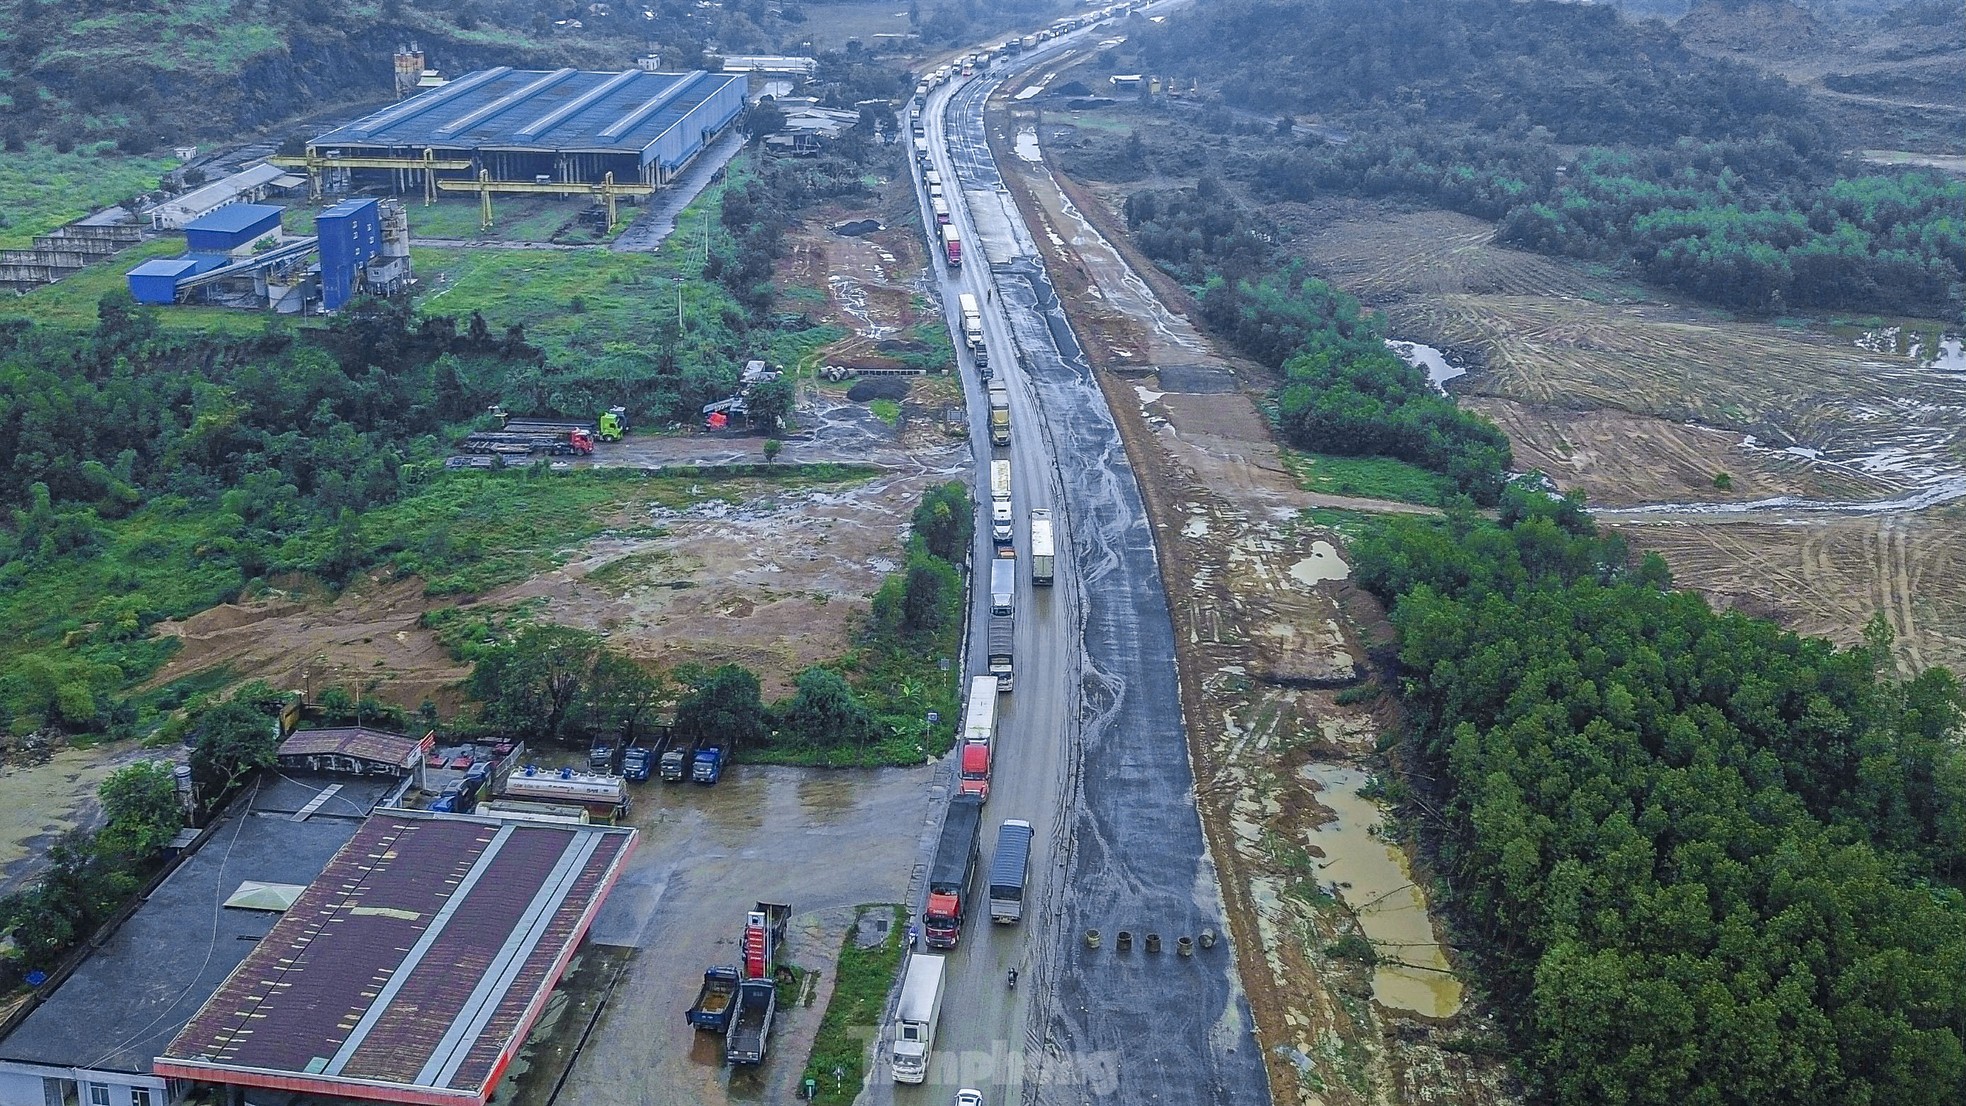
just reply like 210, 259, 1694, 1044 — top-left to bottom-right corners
880, 14, 1272, 1106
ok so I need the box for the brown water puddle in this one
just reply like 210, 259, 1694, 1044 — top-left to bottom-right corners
1300, 763, 1464, 1019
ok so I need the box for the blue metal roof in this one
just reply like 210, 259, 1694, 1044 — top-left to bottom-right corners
311, 69, 745, 157
180, 203, 284, 235
129, 258, 203, 278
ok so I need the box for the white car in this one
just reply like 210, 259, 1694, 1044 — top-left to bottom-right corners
955, 1091, 985, 1106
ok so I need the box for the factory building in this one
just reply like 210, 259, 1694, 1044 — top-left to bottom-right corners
125, 197, 411, 312
308, 67, 747, 190
147, 162, 305, 231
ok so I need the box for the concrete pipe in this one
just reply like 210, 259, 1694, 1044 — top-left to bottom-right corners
1116, 930, 1133, 951
1145, 933, 1162, 953
1085, 929, 1101, 949
1177, 936, 1194, 957
1199, 929, 1217, 949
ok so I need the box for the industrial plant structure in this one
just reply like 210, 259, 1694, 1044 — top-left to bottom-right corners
126, 196, 411, 313
305, 67, 746, 193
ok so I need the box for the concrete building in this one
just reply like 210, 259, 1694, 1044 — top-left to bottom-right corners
148, 163, 304, 231
0, 772, 407, 1106
276, 726, 432, 781
309, 67, 747, 189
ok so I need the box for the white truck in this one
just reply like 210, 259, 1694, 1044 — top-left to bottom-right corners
961, 675, 999, 745
990, 556, 1015, 616
1030, 509, 1055, 586
958, 292, 984, 351
988, 459, 1012, 545
890, 954, 947, 1083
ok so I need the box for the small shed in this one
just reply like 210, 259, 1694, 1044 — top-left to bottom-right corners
125, 254, 227, 304
182, 203, 284, 254
277, 727, 431, 781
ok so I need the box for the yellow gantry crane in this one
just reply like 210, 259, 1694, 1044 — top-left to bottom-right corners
268, 147, 473, 205
435, 170, 655, 231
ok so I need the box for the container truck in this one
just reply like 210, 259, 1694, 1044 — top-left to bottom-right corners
989, 820, 1034, 923
958, 741, 991, 802
1030, 509, 1055, 586
961, 675, 999, 746
889, 954, 947, 1083
932, 197, 951, 225
988, 384, 1010, 447
959, 293, 984, 350
686, 966, 741, 1031
990, 557, 1015, 615
989, 459, 1012, 545
987, 615, 1014, 691
924, 795, 983, 948
924, 169, 941, 190
941, 224, 961, 267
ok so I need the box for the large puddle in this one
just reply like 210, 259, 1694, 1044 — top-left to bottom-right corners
1300, 763, 1463, 1019
1013, 127, 1042, 163
1387, 339, 1467, 391
1288, 541, 1349, 586
1855, 326, 1966, 373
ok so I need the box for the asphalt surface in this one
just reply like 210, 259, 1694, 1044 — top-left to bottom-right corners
881, 14, 1271, 1106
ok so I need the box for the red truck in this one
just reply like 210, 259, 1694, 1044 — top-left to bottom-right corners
958, 741, 991, 803
924, 796, 983, 948
940, 224, 961, 268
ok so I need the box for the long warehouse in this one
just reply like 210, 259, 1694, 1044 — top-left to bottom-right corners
309, 67, 746, 187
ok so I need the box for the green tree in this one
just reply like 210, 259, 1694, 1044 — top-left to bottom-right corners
748, 375, 795, 433
187, 697, 280, 810
910, 482, 973, 563
673, 663, 769, 757
466, 624, 606, 743
96, 762, 184, 864
777, 667, 879, 750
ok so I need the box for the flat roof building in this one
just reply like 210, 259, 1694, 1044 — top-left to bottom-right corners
278, 726, 432, 779
0, 773, 404, 1106
309, 67, 746, 188
149, 162, 305, 230
156, 812, 635, 1105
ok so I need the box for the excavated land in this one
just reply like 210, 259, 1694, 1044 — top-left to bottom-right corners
1286, 200, 1966, 676
992, 93, 1518, 1106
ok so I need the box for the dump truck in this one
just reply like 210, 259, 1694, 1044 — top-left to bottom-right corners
692, 741, 727, 784
924, 796, 983, 948
660, 735, 700, 781
687, 966, 741, 1031
987, 614, 1014, 691
741, 901, 791, 979
989, 820, 1034, 923
1030, 509, 1055, 586
988, 384, 1010, 447
725, 978, 777, 1065
622, 744, 652, 781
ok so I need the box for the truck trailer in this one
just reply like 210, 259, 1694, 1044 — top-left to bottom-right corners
924, 796, 983, 948
958, 293, 984, 350
941, 224, 961, 267
990, 557, 1015, 616
889, 954, 947, 1083
989, 459, 1012, 545
1030, 509, 1055, 586
961, 674, 999, 746
987, 615, 1014, 691
989, 820, 1034, 923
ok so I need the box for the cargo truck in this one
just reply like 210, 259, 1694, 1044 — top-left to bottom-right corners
961, 675, 999, 746
725, 978, 777, 1065
686, 966, 741, 1031
889, 954, 947, 1083
989, 820, 1034, 923
989, 459, 1012, 545
460, 429, 594, 457
990, 557, 1015, 615
1030, 509, 1055, 586
959, 293, 984, 350
924, 795, 983, 948
988, 384, 1010, 447
941, 224, 961, 267
932, 197, 951, 225
987, 615, 1014, 691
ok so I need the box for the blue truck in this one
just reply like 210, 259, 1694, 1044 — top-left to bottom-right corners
692, 741, 726, 785
686, 966, 741, 1031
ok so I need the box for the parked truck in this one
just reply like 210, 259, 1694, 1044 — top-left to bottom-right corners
660, 734, 700, 781
989, 459, 1012, 545
987, 614, 1014, 691
958, 741, 992, 803
692, 741, 727, 784
941, 224, 961, 267
924, 795, 983, 948
988, 384, 1010, 447
889, 954, 947, 1083
460, 429, 594, 457
622, 744, 652, 782
686, 966, 741, 1031
958, 293, 984, 351
1030, 509, 1055, 586
725, 978, 777, 1065
990, 557, 1015, 615
497, 406, 627, 442
932, 196, 951, 225
989, 820, 1034, 923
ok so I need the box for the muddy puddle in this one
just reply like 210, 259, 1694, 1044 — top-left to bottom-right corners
1300, 763, 1463, 1019
1388, 339, 1468, 391
1855, 326, 1966, 372
1014, 126, 1042, 162
1288, 541, 1349, 586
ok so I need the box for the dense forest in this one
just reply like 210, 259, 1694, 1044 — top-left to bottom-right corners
1119, 0, 1965, 315
1351, 490, 1966, 1104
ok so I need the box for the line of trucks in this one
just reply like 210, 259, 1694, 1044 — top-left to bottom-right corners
586, 729, 727, 785
686, 902, 792, 1065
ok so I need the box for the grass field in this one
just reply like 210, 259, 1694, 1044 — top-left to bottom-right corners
801, 905, 906, 1105
1280, 448, 1454, 506
0, 144, 178, 249
4, 238, 276, 337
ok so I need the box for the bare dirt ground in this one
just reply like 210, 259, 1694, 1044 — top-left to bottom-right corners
0, 739, 164, 899
1288, 200, 1966, 677
994, 97, 1517, 1106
